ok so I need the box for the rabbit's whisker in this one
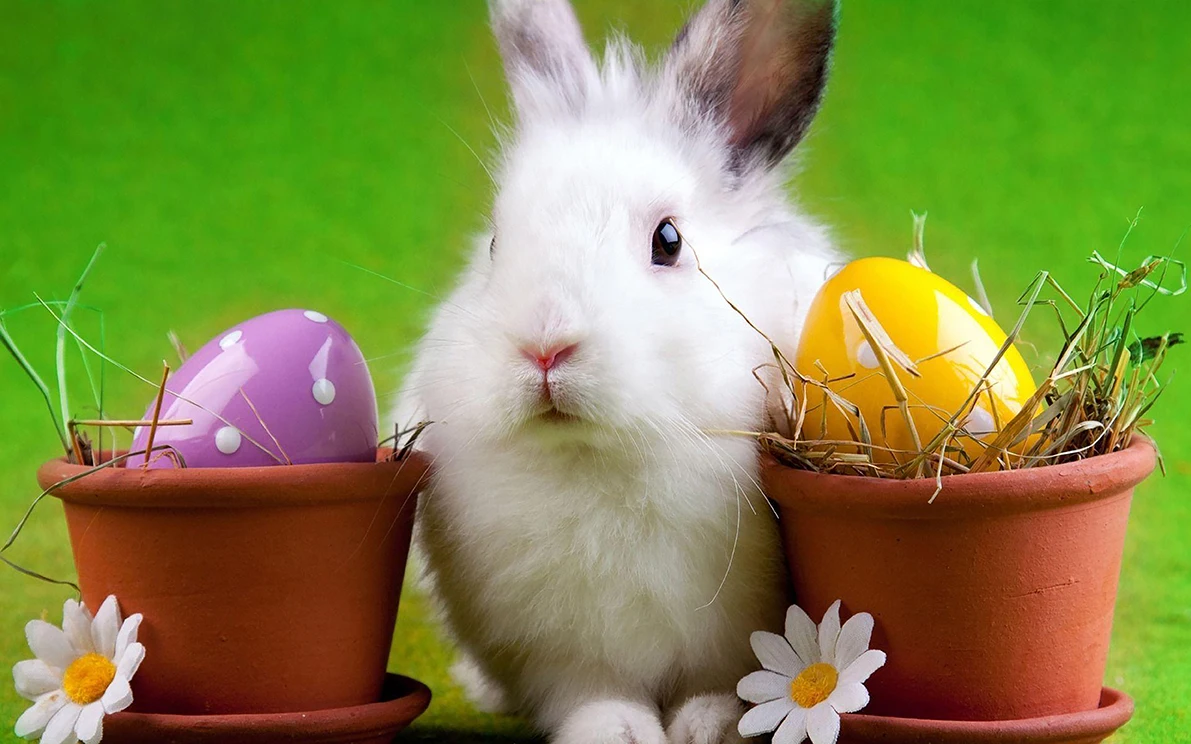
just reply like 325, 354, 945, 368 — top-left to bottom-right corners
437, 116, 496, 186
339, 260, 485, 324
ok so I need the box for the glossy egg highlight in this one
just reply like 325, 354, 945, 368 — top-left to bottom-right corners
127, 309, 378, 468
794, 257, 1036, 463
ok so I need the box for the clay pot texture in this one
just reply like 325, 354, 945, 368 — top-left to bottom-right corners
763, 439, 1155, 722
38, 451, 427, 716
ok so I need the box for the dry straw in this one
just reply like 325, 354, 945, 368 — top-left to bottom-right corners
706, 214, 1185, 487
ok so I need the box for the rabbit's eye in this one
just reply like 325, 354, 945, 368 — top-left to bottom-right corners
652, 219, 682, 266
489, 235, 496, 258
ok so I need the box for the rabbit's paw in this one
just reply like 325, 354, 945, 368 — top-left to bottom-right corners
553, 700, 667, 744
667, 693, 745, 744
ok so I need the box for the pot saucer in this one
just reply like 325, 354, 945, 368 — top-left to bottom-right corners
839, 687, 1132, 744
102, 674, 431, 744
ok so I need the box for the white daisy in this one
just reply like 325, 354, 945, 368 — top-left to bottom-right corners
12, 596, 144, 744
737, 600, 886, 744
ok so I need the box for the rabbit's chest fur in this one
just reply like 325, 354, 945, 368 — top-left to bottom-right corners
420, 440, 785, 691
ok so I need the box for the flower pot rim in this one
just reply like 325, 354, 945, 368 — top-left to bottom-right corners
37, 449, 430, 509
763, 437, 1155, 518
838, 686, 1132, 743
102, 673, 431, 743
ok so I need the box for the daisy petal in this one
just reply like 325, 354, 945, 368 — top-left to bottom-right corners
116, 642, 145, 681
26, 620, 78, 670
828, 683, 870, 714
14, 690, 67, 738
738, 698, 796, 738
750, 631, 803, 677
101, 674, 133, 714
784, 604, 820, 667
834, 612, 874, 670
818, 600, 842, 665
114, 613, 142, 663
772, 706, 808, 744
91, 596, 122, 661
61, 600, 94, 656
737, 670, 792, 704
13, 659, 62, 701
75, 701, 104, 744
839, 649, 887, 687
806, 701, 841, 744
42, 701, 82, 744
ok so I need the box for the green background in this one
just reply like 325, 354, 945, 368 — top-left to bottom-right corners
1, 1, 1187, 741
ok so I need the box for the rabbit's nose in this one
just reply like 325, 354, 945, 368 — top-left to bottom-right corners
521, 342, 579, 373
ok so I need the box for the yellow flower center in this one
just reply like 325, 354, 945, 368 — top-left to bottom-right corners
789, 663, 839, 708
63, 653, 116, 705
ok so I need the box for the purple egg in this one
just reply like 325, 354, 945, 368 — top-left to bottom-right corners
127, 309, 378, 469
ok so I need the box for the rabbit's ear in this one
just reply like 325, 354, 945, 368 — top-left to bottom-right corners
666, 0, 837, 169
490, 0, 598, 118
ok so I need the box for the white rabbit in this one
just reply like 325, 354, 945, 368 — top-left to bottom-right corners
396, 1, 839, 741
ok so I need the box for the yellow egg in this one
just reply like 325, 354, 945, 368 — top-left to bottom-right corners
794, 257, 1036, 465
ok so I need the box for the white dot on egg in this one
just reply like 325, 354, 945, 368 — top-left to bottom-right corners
219, 330, 243, 350
856, 341, 880, 369
215, 426, 242, 454
964, 406, 997, 438
303, 310, 329, 323
968, 296, 990, 317
312, 378, 336, 405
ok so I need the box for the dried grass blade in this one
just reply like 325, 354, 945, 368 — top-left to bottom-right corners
142, 361, 170, 470
71, 419, 192, 428
843, 290, 923, 472
239, 388, 291, 465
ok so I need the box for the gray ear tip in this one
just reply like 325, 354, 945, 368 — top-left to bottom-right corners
668, 0, 842, 169
489, 0, 596, 116
488, 0, 525, 28
488, 0, 542, 33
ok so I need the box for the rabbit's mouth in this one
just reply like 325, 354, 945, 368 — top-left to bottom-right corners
536, 406, 583, 425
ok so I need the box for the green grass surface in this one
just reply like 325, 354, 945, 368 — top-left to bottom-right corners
2, 1, 1188, 741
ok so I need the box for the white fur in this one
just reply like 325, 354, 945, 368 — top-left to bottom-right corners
396, 2, 837, 741
667, 694, 746, 744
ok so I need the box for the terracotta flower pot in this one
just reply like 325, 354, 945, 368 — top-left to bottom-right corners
37, 451, 428, 716
763, 439, 1155, 722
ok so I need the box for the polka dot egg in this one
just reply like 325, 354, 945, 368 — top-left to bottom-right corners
127, 309, 378, 468
794, 257, 1036, 463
